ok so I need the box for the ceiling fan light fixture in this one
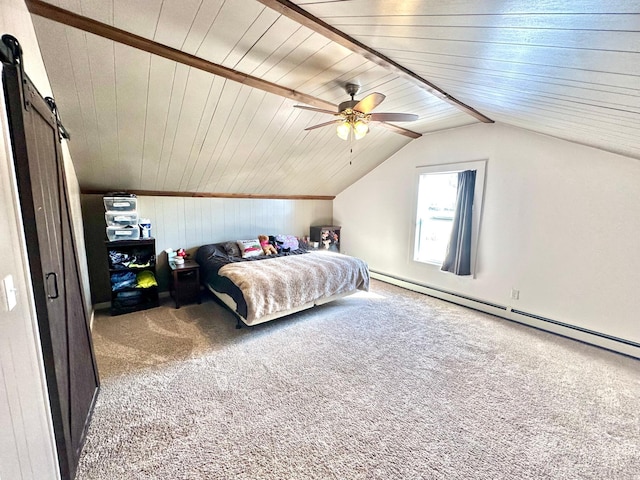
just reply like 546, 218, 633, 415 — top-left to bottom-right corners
297, 84, 418, 140
353, 120, 369, 140
336, 121, 351, 140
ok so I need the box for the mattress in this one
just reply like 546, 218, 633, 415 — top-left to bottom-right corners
196, 244, 369, 326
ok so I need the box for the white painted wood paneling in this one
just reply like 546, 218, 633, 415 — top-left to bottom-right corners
155, 63, 191, 189
29, 0, 639, 197
113, 0, 161, 38
223, 7, 282, 69
235, 15, 305, 75
248, 24, 315, 79
78, 0, 111, 24
181, 0, 226, 55
195, 0, 270, 65
297, 0, 640, 161
261, 32, 337, 86
62, 29, 100, 179
325, 12, 639, 31
85, 35, 118, 186
114, 43, 150, 190
161, 68, 215, 191
139, 55, 175, 189
194, 82, 254, 191
296, 0, 640, 16
182, 76, 232, 190
31, 0, 461, 196
152, 0, 203, 50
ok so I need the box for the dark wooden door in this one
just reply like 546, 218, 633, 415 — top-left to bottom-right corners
2, 37, 99, 480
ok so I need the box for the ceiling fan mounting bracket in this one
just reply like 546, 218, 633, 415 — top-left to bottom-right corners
345, 83, 360, 98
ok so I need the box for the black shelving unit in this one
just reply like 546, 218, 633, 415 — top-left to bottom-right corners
106, 238, 159, 315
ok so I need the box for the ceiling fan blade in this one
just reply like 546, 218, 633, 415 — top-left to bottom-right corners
294, 105, 337, 115
305, 119, 341, 131
370, 113, 418, 122
375, 121, 421, 139
353, 92, 385, 113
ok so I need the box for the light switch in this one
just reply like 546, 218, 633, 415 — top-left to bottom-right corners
3, 275, 17, 311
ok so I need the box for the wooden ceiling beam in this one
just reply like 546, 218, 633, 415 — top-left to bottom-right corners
257, 0, 494, 124
25, 0, 336, 111
376, 122, 422, 139
81, 188, 335, 201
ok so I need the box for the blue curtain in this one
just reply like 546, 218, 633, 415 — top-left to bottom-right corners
441, 170, 476, 275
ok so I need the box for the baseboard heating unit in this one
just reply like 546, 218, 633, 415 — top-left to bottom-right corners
371, 270, 640, 360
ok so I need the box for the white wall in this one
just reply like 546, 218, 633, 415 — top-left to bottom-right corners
335, 122, 640, 348
0, 0, 62, 479
82, 194, 333, 302
61, 141, 93, 312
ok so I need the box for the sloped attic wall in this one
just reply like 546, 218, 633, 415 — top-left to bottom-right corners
334, 123, 640, 354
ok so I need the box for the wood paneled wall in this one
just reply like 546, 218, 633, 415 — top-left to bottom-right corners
82, 194, 333, 303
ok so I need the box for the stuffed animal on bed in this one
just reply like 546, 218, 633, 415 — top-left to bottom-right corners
258, 235, 278, 255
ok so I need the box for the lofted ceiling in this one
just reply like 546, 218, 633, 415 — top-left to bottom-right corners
27, 0, 639, 197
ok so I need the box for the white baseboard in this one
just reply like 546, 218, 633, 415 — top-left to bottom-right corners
371, 271, 640, 360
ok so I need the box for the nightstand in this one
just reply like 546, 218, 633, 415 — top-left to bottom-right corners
169, 260, 201, 308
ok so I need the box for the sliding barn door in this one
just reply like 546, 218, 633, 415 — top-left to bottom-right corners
2, 36, 99, 480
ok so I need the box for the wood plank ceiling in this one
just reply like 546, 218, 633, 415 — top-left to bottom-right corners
28, 0, 639, 197
294, 0, 640, 160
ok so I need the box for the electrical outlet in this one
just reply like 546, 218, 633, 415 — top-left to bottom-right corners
510, 288, 520, 300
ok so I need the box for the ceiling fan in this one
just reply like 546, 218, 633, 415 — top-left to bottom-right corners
294, 83, 419, 140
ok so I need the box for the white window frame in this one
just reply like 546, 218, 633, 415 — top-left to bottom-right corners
410, 160, 487, 277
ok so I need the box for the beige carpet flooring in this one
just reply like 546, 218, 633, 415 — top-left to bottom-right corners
76, 279, 640, 479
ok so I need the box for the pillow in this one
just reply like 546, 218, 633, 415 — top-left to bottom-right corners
196, 243, 227, 263
275, 234, 299, 251
222, 241, 241, 258
237, 239, 262, 258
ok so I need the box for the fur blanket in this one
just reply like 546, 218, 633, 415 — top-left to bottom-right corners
217, 251, 369, 323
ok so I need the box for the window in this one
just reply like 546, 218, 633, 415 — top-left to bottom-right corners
411, 161, 486, 273
414, 172, 458, 264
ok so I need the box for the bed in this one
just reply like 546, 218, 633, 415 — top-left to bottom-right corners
195, 241, 370, 327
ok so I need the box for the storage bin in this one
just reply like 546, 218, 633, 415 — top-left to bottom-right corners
106, 226, 141, 241
103, 196, 137, 212
105, 212, 139, 227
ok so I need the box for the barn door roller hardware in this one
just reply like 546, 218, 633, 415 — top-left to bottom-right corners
45, 97, 71, 141
1, 34, 70, 140
1, 34, 29, 110
0, 34, 22, 68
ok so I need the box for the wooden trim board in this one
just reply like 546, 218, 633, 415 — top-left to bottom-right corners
81, 188, 335, 201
